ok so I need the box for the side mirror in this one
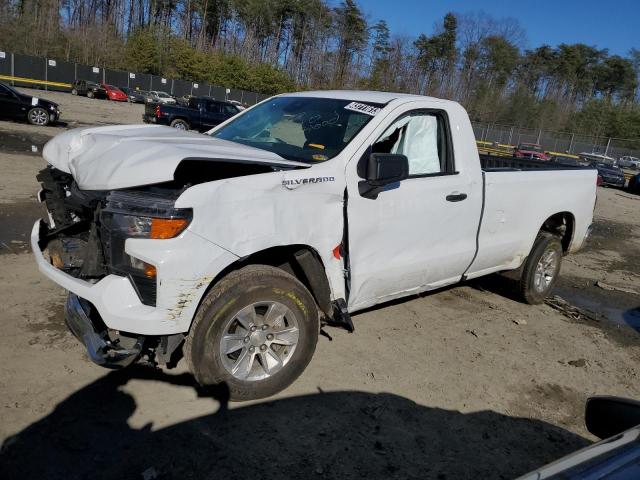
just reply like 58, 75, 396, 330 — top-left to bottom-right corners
358, 153, 409, 199
585, 396, 640, 439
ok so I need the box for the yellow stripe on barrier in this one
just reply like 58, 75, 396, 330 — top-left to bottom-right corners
0, 75, 71, 88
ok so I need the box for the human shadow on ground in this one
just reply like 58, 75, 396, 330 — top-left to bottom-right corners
0, 366, 589, 480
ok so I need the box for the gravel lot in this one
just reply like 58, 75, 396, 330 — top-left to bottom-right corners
1, 88, 640, 479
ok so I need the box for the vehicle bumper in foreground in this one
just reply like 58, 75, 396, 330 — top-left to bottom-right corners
31, 220, 177, 335
32, 218, 238, 335
65, 293, 142, 368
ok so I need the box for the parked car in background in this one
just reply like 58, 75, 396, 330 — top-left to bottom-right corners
143, 96, 240, 131
101, 84, 128, 102
579, 152, 617, 166
119, 87, 147, 103
514, 143, 549, 161
0, 81, 61, 126
145, 90, 176, 104
618, 155, 640, 169
549, 153, 581, 167
70, 80, 107, 99
592, 162, 625, 187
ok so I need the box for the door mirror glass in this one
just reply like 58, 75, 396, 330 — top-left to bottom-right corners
358, 152, 409, 199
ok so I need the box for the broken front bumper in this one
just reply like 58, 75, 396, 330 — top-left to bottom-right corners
65, 293, 142, 368
31, 219, 239, 335
31, 220, 176, 334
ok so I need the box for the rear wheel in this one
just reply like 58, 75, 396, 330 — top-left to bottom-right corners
516, 232, 563, 304
27, 107, 49, 126
170, 118, 189, 130
185, 265, 319, 401
71, 88, 77, 95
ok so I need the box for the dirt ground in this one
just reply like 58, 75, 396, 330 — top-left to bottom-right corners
1, 88, 640, 479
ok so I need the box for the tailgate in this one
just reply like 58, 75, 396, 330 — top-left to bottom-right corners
144, 102, 158, 117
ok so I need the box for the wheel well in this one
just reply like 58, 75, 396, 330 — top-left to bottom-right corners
540, 212, 575, 252
202, 245, 333, 317
170, 116, 189, 125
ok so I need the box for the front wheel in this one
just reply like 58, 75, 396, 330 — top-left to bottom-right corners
87, 91, 94, 99
71, 88, 77, 95
27, 107, 49, 126
185, 265, 319, 401
516, 232, 563, 304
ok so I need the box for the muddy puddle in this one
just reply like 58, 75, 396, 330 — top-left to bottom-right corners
553, 282, 640, 332
0, 129, 50, 156
0, 201, 43, 254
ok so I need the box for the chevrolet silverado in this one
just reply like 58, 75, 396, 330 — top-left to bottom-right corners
33, 91, 597, 400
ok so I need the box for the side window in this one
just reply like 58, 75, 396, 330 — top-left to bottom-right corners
205, 101, 221, 113
372, 111, 453, 176
0, 85, 11, 97
223, 104, 237, 115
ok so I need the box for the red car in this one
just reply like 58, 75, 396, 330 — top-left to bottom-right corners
101, 83, 128, 102
514, 143, 549, 161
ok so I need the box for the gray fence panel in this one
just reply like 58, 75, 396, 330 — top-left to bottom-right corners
104, 69, 128, 89
45, 58, 74, 91
227, 89, 243, 102
210, 86, 226, 100
128, 72, 151, 91
76, 64, 102, 83
150, 75, 169, 92
171, 79, 191, 97
190, 81, 208, 97
0, 51, 11, 76
13, 54, 45, 88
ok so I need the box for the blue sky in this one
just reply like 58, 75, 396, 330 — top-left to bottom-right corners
354, 0, 637, 56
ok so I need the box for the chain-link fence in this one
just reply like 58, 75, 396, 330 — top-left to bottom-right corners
472, 122, 640, 160
0, 50, 271, 105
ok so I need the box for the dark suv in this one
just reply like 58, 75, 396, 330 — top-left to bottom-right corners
71, 80, 107, 99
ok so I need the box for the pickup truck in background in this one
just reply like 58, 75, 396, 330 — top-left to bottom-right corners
142, 96, 241, 132
34, 91, 597, 400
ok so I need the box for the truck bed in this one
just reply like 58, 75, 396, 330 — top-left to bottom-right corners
480, 154, 588, 171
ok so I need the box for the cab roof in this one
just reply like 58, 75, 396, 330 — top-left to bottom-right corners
282, 90, 435, 105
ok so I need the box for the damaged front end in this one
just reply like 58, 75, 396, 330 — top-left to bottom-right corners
36, 166, 189, 368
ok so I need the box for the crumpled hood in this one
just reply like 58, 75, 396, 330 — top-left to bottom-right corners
43, 124, 308, 190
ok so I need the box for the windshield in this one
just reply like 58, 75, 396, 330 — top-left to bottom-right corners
211, 96, 382, 163
0, 82, 19, 96
157, 92, 171, 98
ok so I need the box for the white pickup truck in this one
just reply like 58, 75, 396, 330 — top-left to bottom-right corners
33, 91, 597, 400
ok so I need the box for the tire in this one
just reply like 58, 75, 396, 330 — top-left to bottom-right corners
87, 91, 94, 99
185, 265, 319, 401
71, 88, 77, 95
516, 232, 563, 304
170, 118, 189, 130
27, 107, 49, 126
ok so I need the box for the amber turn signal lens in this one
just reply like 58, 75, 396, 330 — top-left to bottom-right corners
150, 218, 189, 239
144, 263, 157, 278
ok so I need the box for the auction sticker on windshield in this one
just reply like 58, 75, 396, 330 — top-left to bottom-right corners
344, 102, 381, 116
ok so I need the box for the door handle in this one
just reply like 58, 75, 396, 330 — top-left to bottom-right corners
446, 192, 467, 202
